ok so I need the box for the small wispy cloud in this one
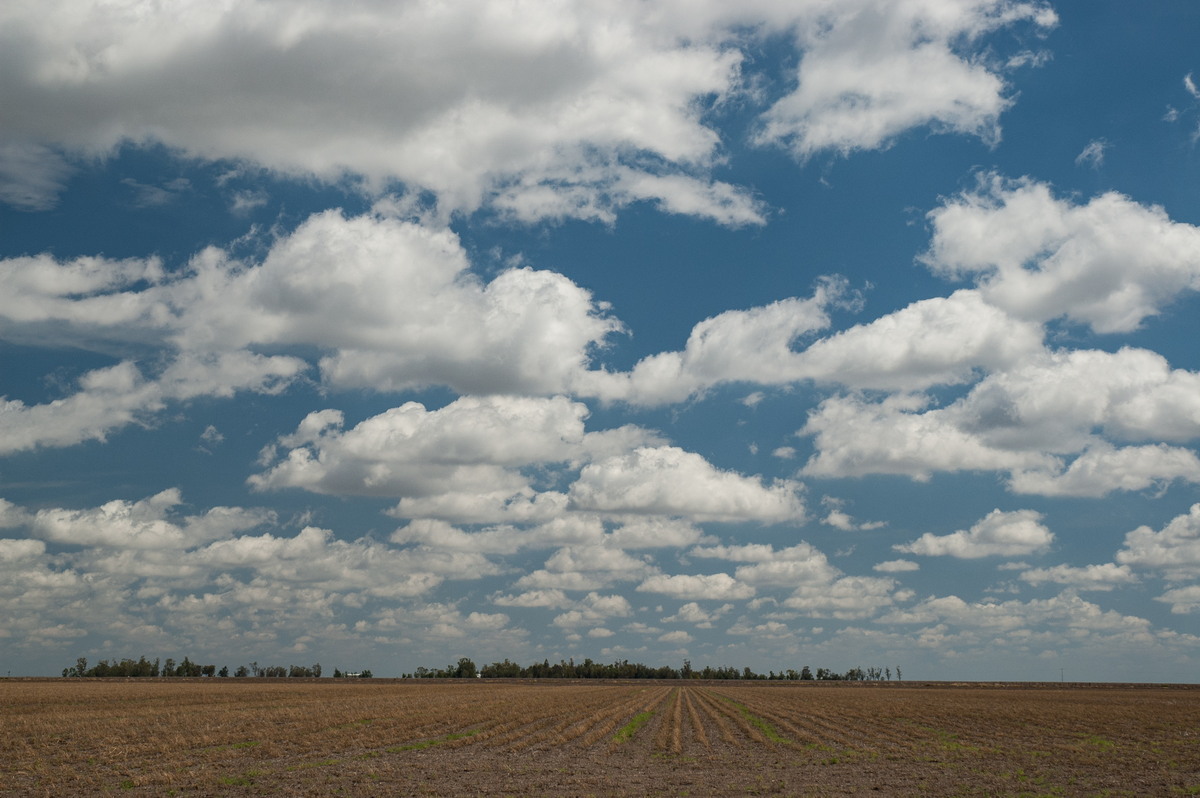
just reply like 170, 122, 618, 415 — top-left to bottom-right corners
1185, 72, 1200, 100
1074, 139, 1108, 169
122, 177, 191, 208
196, 425, 225, 454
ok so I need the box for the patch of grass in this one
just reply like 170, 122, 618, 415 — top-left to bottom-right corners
908, 721, 980, 753
200, 739, 260, 753
613, 711, 654, 744
1079, 734, 1116, 750
716, 695, 789, 743
939, 734, 979, 752
653, 753, 697, 763
219, 769, 264, 787
331, 717, 376, 731
386, 729, 479, 753
288, 758, 339, 771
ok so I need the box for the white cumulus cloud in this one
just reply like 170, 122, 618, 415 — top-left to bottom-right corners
569, 446, 805, 523
896, 508, 1053, 558
925, 175, 1200, 333
637, 572, 755, 601
1116, 503, 1200, 580
756, 0, 1056, 157
0, 0, 764, 223
1019, 563, 1137, 591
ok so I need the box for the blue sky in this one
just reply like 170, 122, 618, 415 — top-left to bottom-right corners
2, 0, 1200, 681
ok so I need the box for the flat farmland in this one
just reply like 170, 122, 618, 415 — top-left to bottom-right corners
3, 680, 1199, 796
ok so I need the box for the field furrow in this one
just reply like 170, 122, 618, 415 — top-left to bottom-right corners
720, 688, 899, 752
682, 686, 711, 752
651, 687, 682, 753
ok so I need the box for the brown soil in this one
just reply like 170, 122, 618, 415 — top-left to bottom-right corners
3, 679, 1198, 796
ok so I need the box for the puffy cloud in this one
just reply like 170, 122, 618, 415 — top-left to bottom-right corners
491, 589, 570, 609
637, 573, 755, 601
21, 489, 499, 594
801, 347, 1200, 495
801, 392, 1056, 481
881, 592, 1156, 643
583, 283, 839, 404
727, 619, 791, 639
783, 575, 898, 619
0, 354, 304, 455
756, 0, 1056, 157
195, 526, 496, 597
569, 446, 805, 523
31, 489, 273, 549
584, 281, 1043, 403
955, 348, 1200, 449
690, 543, 879, 610
0, 553, 89, 630
730, 543, 841, 587
791, 290, 1043, 391
1009, 443, 1200, 498
1019, 563, 1137, 592
924, 176, 1200, 332
1116, 504, 1200, 579
0, 211, 620, 399
391, 517, 605, 556
0, 500, 373, 653
543, 545, 651, 577
515, 544, 657, 592
0, 0, 761, 223
256, 396, 771, 528
608, 518, 706, 549
1156, 586, 1200, 615
388, 487, 570, 526
0, 499, 32, 529
820, 496, 886, 532
896, 509, 1053, 559
689, 543, 782, 562
661, 601, 732, 627
0, 488, 553, 657
371, 604, 513, 641
185, 211, 621, 395
1, 1, 1058, 219
0, 538, 45, 562
874, 559, 919, 573
0, 252, 163, 338
252, 395, 597, 498
552, 592, 634, 628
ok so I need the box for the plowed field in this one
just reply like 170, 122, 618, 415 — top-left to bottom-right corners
3, 679, 1198, 795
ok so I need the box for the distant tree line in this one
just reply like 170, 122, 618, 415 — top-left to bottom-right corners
61, 656, 373, 678
406, 658, 903, 682
64, 654, 902, 682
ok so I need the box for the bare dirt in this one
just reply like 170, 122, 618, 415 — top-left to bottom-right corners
3, 679, 1198, 796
